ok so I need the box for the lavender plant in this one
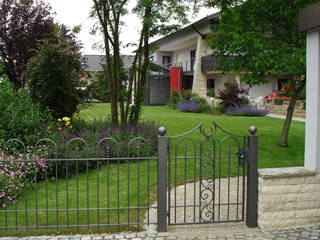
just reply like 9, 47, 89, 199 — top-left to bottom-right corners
225, 104, 269, 116
176, 100, 201, 112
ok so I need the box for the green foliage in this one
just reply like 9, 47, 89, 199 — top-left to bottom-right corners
166, 90, 182, 108
26, 44, 84, 118
208, 88, 216, 98
86, 72, 109, 102
207, 0, 316, 86
167, 90, 210, 113
0, 75, 53, 147
211, 103, 225, 115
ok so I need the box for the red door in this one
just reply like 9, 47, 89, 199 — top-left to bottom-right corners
170, 67, 183, 95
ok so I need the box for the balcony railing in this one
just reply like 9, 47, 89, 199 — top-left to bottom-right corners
163, 58, 195, 72
201, 54, 214, 73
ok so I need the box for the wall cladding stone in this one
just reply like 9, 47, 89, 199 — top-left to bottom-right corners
258, 167, 320, 230
264, 99, 306, 118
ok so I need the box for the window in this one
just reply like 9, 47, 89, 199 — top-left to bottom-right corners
207, 79, 215, 96
190, 50, 196, 71
163, 56, 171, 67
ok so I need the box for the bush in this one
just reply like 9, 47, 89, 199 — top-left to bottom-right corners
0, 77, 54, 147
208, 88, 216, 98
1, 118, 160, 207
0, 147, 47, 208
166, 90, 182, 108
167, 90, 210, 113
225, 104, 269, 116
217, 80, 249, 109
42, 118, 160, 178
176, 100, 201, 112
26, 43, 85, 118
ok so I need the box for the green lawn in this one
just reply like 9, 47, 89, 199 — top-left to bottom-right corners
0, 103, 305, 236
80, 103, 305, 169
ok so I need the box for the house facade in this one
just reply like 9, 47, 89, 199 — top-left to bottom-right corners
150, 13, 289, 101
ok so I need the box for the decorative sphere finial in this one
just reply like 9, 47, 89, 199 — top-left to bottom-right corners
158, 126, 166, 136
248, 126, 257, 135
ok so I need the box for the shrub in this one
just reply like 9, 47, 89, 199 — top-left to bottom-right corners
208, 88, 216, 98
176, 100, 201, 112
167, 90, 210, 113
26, 43, 85, 118
42, 118, 160, 178
0, 77, 54, 147
225, 104, 269, 116
0, 148, 47, 207
166, 90, 182, 108
217, 80, 249, 109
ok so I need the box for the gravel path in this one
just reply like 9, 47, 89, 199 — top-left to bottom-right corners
145, 178, 245, 230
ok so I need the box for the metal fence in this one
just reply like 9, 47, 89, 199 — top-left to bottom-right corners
0, 121, 258, 233
0, 137, 157, 231
166, 122, 247, 225
157, 122, 258, 231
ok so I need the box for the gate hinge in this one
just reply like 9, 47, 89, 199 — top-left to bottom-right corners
237, 148, 248, 166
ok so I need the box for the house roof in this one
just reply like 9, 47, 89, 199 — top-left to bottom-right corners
84, 55, 135, 72
299, 2, 320, 32
149, 12, 219, 47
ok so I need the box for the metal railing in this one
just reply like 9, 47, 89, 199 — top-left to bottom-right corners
0, 123, 258, 234
164, 58, 196, 72
0, 137, 158, 231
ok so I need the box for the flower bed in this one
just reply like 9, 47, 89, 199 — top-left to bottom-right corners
225, 104, 269, 116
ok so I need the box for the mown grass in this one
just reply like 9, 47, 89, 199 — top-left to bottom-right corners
1, 103, 305, 236
80, 103, 305, 169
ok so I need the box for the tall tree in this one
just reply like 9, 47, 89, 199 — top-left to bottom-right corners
92, 0, 195, 125
207, 0, 315, 147
0, 0, 82, 90
0, 0, 54, 90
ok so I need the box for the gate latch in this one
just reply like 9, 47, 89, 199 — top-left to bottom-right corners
237, 149, 247, 166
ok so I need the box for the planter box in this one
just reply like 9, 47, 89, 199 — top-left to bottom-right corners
265, 99, 306, 118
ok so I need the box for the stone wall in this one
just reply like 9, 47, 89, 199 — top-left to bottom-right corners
265, 99, 306, 118
258, 167, 320, 229
192, 36, 212, 98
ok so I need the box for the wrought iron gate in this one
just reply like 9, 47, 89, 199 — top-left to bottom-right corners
157, 121, 258, 229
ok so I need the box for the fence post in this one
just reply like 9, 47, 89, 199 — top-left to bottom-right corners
246, 126, 258, 228
157, 126, 167, 232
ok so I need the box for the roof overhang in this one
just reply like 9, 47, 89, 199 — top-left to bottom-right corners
150, 12, 219, 49
299, 2, 320, 32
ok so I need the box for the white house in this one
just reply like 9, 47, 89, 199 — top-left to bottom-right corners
150, 13, 290, 100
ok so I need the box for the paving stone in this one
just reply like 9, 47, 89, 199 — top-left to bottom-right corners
157, 233, 168, 237
1, 224, 320, 240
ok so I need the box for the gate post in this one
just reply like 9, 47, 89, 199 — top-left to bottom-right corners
157, 126, 167, 232
246, 126, 258, 227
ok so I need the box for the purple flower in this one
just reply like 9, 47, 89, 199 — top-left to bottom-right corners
225, 104, 269, 116
176, 100, 200, 112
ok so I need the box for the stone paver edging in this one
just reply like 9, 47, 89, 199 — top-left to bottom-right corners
0, 224, 319, 239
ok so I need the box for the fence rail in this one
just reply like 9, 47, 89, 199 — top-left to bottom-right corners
0, 122, 258, 234
0, 138, 158, 231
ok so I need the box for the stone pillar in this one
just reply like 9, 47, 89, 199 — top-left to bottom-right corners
192, 36, 209, 98
299, 3, 320, 172
305, 31, 320, 171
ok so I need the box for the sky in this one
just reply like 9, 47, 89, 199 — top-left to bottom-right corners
43, 0, 217, 55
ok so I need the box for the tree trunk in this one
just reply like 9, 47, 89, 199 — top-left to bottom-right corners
280, 94, 298, 147
130, 5, 151, 124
